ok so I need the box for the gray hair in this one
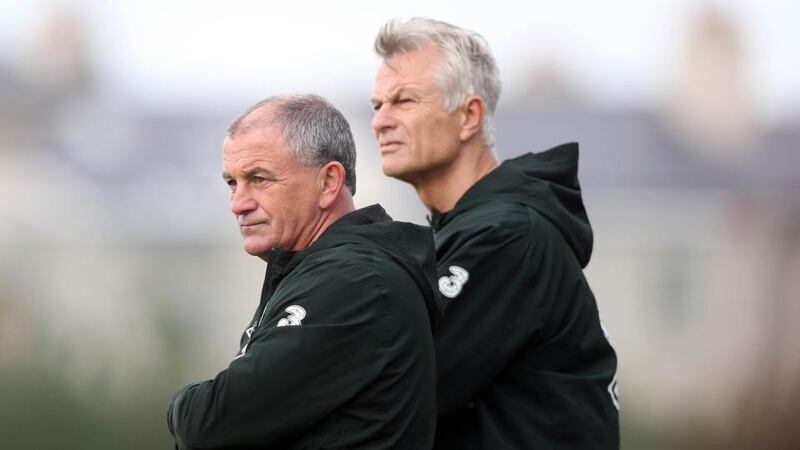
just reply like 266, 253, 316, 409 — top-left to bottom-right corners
228, 94, 357, 195
374, 17, 501, 148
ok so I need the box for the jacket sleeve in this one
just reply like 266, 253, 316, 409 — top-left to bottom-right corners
434, 211, 570, 415
167, 259, 389, 449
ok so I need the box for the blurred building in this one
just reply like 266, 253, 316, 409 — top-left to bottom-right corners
0, 4, 798, 449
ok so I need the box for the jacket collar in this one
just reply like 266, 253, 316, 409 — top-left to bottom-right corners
268, 204, 391, 275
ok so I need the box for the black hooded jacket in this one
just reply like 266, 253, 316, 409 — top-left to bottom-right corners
168, 204, 439, 450
430, 143, 619, 449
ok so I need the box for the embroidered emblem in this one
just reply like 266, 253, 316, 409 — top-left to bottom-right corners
438, 265, 469, 299
277, 305, 306, 327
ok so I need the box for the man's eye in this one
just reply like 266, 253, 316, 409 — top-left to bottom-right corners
371, 102, 382, 111
398, 98, 414, 104
226, 180, 236, 191
252, 176, 267, 183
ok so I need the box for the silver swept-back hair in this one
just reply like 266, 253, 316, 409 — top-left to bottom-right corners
374, 17, 501, 148
228, 94, 357, 195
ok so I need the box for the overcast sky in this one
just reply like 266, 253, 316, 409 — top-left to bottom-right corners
3, 0, 799, 121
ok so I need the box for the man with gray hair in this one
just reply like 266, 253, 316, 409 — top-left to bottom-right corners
370, 18, 619, 449
167, 94, 439, 449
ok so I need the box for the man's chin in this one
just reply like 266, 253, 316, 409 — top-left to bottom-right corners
243, 242, 273, 261
382, 164, 417, 184
382, 161, 407, 177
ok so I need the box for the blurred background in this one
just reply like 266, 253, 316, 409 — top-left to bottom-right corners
1, 0, 798, 448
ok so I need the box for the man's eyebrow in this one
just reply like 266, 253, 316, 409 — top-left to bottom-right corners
370, 88, 406, 106
243, 166, 278, 179
369, 93, 386, 106
222, 166, 276, 179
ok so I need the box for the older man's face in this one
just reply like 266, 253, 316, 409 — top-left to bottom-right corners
222, 126, 321, 260
370, 44, 464, 184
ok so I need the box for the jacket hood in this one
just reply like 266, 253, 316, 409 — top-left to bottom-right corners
432, 142, 594, 267
275, 204, 441, 328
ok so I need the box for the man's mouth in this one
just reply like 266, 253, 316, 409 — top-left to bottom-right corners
380, 141, 403, 153
240, 221, 267, 232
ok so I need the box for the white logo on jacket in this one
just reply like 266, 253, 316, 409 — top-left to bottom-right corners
277, 305, 306, 327
234, 326, 256, 360
608, 375, 619, 410
438, 265, 469, 299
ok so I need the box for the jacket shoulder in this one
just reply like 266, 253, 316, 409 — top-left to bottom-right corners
442, 200, 555, 242
277, 242, 421, 311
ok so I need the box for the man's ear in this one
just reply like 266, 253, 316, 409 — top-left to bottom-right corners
459, 96, 486, 142
317, 161, 346, 209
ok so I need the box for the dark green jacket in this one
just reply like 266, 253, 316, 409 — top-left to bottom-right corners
168, 205, 439, 449
430, 143, 619, 449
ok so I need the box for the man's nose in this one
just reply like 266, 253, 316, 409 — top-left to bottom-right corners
230, 183, 257, 217
371, 105, 397, 137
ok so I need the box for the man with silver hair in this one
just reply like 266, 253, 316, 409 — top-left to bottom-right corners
168, 94, 439, 449
371, 18, 619, 449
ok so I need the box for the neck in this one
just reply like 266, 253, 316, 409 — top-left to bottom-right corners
306, 192, 355, 246
414, 143, 498, 213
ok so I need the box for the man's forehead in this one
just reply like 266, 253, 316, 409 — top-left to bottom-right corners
373, 51, 441, 95
384, 45, 442, 72
223, 128, 289, 165
224, 126, 277, 150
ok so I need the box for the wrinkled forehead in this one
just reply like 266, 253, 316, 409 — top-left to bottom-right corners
222, 126, 294, 169
374, 46, 445, 95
